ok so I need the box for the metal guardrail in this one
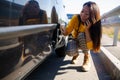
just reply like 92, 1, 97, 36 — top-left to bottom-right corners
102, 20, 120, 27
101, 5, 120, 46
101, 5, 120, 19
0, 24, 57, 40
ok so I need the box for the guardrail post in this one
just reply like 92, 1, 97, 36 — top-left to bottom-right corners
113, 27, 119, 46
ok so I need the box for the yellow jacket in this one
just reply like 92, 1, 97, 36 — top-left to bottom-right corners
66, 15, 93, 50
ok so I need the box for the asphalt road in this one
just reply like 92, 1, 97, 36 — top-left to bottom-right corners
25, 50, 111, 80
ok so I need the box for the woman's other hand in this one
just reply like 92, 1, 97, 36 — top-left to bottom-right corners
84, 20, 91, 30
60, 25, 65, 35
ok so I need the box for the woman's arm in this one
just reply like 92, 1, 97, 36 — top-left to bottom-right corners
85, 29, 92, 42
84, 20, 92, 42
60, 15, 78, 36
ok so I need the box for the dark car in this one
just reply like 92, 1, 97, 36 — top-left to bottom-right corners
0, 0, 68, 79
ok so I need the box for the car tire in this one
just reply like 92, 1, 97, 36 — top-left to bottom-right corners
55, 45, 66, 57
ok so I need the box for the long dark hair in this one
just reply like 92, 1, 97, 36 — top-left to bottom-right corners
83, 1, 102, 52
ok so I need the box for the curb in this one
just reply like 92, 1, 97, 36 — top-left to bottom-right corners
99, 47, 120, 80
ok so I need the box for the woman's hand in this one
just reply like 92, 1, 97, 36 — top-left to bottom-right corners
84, 17, 97, 30
60, 25, 66, 35
84, 20, 91, 30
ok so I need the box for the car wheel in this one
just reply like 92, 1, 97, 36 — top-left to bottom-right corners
55, 45, 66, 57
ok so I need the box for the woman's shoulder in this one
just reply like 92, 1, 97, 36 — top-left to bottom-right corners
71, 14, 80, 21
72, 14, 79, 19
70, 14, 79, 22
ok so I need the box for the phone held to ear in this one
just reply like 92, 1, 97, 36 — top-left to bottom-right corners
85, 18, 93, 26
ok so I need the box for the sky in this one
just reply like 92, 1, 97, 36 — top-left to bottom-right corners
63, 0, 120, 15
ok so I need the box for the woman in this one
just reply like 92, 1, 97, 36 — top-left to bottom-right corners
61, 1, 102, 71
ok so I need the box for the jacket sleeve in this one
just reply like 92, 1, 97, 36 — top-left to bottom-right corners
65, 15, 77, 35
